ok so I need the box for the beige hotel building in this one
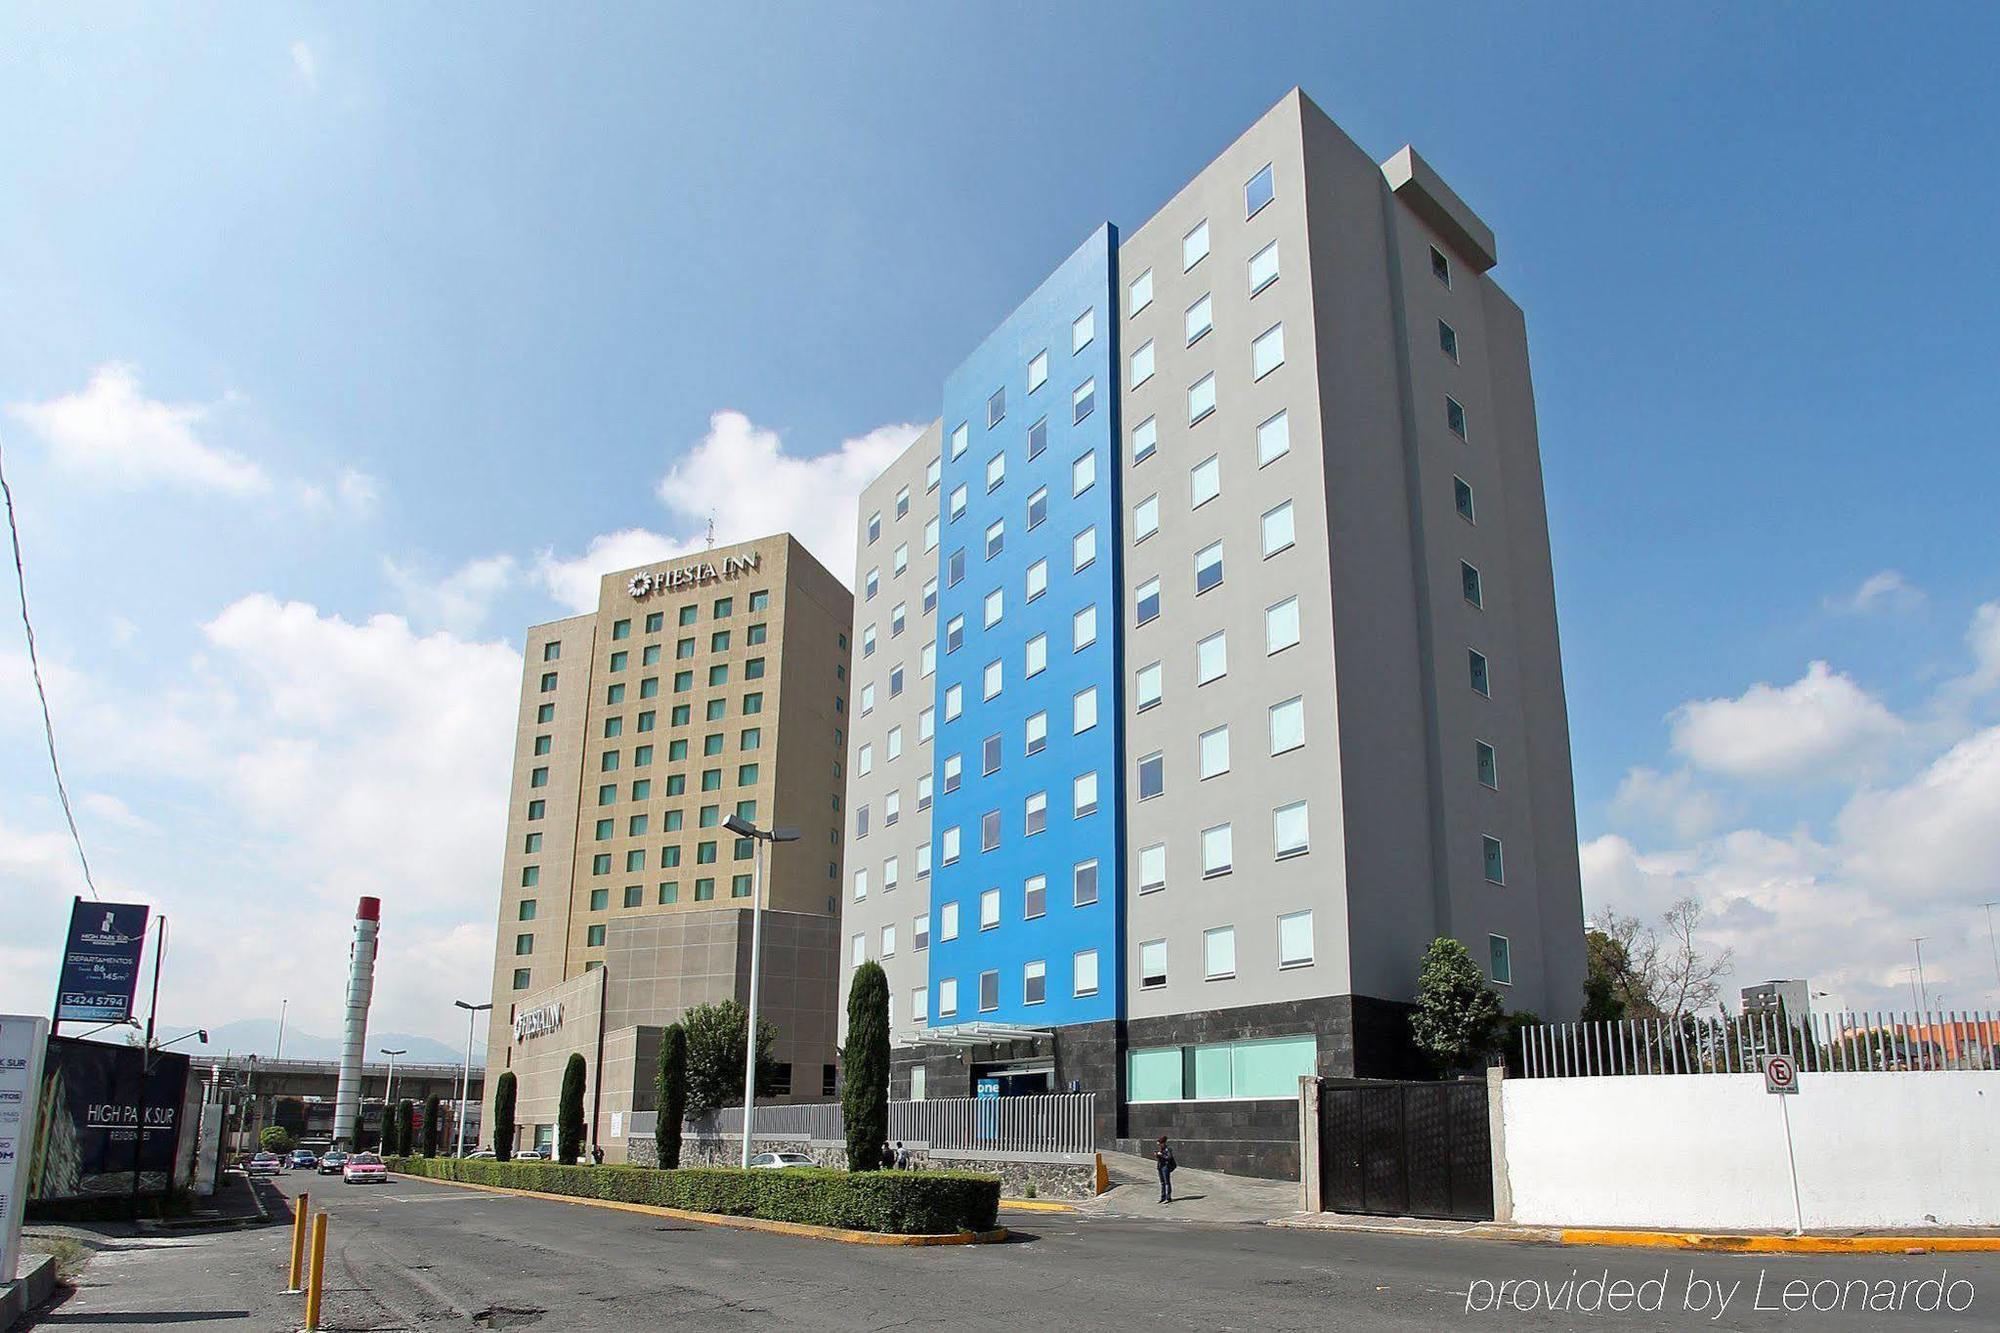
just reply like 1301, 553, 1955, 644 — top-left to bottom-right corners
481, 534, 852, 1158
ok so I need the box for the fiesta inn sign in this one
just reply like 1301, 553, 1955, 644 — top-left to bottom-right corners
627, 552, 761, 600
513, 1001, 564, 1042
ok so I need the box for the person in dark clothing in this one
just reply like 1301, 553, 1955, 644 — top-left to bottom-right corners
1154, 1134, 1176, 1203
590, 1143, 604, 1166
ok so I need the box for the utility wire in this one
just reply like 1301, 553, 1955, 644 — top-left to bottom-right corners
0, 434, 99, 900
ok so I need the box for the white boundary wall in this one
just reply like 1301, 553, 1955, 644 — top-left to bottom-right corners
1501, 1072, 2000, 1230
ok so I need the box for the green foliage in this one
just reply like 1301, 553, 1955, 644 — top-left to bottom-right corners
681, 1000, 780, 1119
258, 1125, 292, 1153
493, 1072, 517, 1163
395, 1099, 415, 1157
1583, 928, 1634, 1021
387, 1157, 1001, 1235
841, 961, 889, 1171
1502, 1010, 1543, 1076
558, 1053, 587, 1165
654, 1025, 688, 1170
422, 1095, 442, 1157
1409, 937, 1505, 1075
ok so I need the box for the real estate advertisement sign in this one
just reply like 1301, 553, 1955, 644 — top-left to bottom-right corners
54, 899, 150, 1025
28, 1036, 189, 1202
0, 1014, 50, 1284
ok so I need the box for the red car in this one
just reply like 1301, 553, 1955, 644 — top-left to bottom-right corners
342, 1152, 389, 1184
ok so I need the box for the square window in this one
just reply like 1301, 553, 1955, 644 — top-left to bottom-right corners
1205, 926, 1237, 980
1439, 319, 1459, 362
1134, 494, 1159, 542
1073, 686, 1098, 733
1489, 935, 1513, 985
1270, 696, 1305, 755
1072, 449, 1096, 497
537, 703, 554, 723
1245, 161, 1274, 216
586, 924, 606, 947
527, 798, 546, 818
1190, 454, 1220, 508
521, 865, 540, 887
1199, 724, 1230, 780
985, 518, 1005, 558
530, 766, 549, 788
1130, 339, 1155, 388
589, 887, 610, 910
1028, 348, 1048, 393
1072, 525, 1097, 572
712, 596, 731, 619
1266, 596, 1301, 653
540, 672, 558, 693
1249, 239, 1280, 295
1274, 801, 1310, 858
1195, 540, 1224, 594
1202, 822, 1234, 876
642, 643, 662, 666
1135, 577, 1161, 626
1431, 245, 1451, 286
1461, 562, 1483, 608
1257, 409, 1290, 466
535, 734, 553, 755
1196, 630, 1227, 685
1073, 858, 1099, 906
988, 385, 1006, 428
677, 637, 696, 660
983, 588, 1003, 628
1483, 835, 1506, 884
694, 877, 714, 901
623, 883, 644, 908
1469, 649, 1491, 697
1073, 769, 1098, 816
1138, 750, 1164, 800
513, 967, 531, 989
1026, 559, 1048, 603
658, 881, 677, 904
1074, 949, 1100, 997
1454, 476, 1476, 523
1139, 843, 1166, 894
1262, 501, 1295, 557
1136, 660, 1163, 710
1072, 307, 1095, 353
609, 650, 628, 672
1140, 939, 1167, 989
1132, 415, 1157, 464
1073, 603, 1098, 649
542, 642, 561, 662
1252, 322, 1285, 379
1447, 396, 1468, 440
744, 657, 764, 680
1477, 740, 1499, 788
1279, 910, 1314, 967
1185, 293, 1213, 345
1183, 219, 1210, 271
1072, 378, 1095, 423
1188, 372, 1216, 425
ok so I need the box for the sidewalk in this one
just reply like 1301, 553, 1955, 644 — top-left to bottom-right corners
1270, 1213, 2000, 1254
1079, 1150, 1298, 1224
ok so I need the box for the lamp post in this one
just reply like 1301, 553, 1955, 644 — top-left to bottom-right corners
276, 998, 288, 1060
452, 1001, 491, 1158
1913, 938, 1930, 1014
379, 1047, 406, 1148
723, 814, 800, 1168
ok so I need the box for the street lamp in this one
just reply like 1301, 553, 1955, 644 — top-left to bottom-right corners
452, 1001, 491, 1158
724, 814, 800, 1169
380, 1047, 408, 1138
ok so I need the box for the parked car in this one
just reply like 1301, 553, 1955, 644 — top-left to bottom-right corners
288, 1149, 318, 1170
343, 1152, 389, 1184
317, 1151, 348, 1175
747, 1151, 815, 1170
244, 1153, 284, 1177
462, 1148, 496, 1160
514, 1146, 549, 1160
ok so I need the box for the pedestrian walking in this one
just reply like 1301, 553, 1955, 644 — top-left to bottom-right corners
591, 1143, 604, 1166
893, 1140, 909, 1170
1154, 1134, 1176, 1203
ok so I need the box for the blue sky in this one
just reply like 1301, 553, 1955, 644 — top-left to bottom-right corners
3, 4, 1997, 1045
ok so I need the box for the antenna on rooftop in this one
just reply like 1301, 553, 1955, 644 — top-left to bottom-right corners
706, 512, 716, 550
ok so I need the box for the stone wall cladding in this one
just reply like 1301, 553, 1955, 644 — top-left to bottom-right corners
624, 1135, 1090, 1198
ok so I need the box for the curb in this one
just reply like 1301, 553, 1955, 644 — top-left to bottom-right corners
391, 1172, 1009, 1246
999, 1198, 1077, 1214
0, 1253, 59, 1333
1558, 1230, 2000, 1255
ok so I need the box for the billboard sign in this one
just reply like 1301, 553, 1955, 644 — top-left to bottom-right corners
28, 1037, 189, 1201
55, 899, 150, 1024
0, 1015, 49, 1284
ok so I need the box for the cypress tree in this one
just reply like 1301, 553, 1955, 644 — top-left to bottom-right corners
492, 1071, 517, 1162
422, 1094, 442, 1157
654, 1025, 687, 1169
842, 961, 890, 1172
557, 1053, 587, 1165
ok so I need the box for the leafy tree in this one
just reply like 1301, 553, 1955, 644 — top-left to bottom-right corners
680, 1000, 780, 1119
1582, 928, 1631, 1022
654, 1024, 687, 1169
1502, 1010, 1543, 1076
1409, 937, 1504, 1074
1586, 900, 1733, 1024
259, 1125, 293, 1153
492, 1071, 517, 1162
558, 1053, 588, 1165
422, 1094, 442, 1157
842, 962, 890, 1171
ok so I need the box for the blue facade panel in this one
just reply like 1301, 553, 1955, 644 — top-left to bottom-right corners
928, 225, 1123, 1030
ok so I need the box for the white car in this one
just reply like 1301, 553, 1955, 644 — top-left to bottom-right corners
747, 1151, 815, 1170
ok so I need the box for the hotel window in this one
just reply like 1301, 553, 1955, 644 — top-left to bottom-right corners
1482, 835, 1506, 884
939, 977, 959, 1018
1073, 686, 1099, 733
1183, 218, 1210, 271
1249, 239, 1279, 295
1135, 577, 1161, 626
679, 605, 698, 627
1134, 494, 1159, 542
923, 575, 939, 614
946, 613, 963, 652
1279, 910, 1315, 968
744, 657, 765, 679
980, 810, 1001, 853
535, 734, 553, 755
740, 726, 760, 750
882, 789, 898, 825
1072, 378, 1095, 424
1489, 935, 1513, 985
1195, 540, 1224, 594
513, 968, 531, 990
658, 882, 677, 904
867, 512, 882, 544
925, 515, 939, 552
978, 970, 1000, 1012
639, 678, 659, 700
854, 867, 869, 901
737, 763, 757, 785
1198, 725, 1230, 780
1252, 323, 1285, 379
1140, 939, 1168, 990
642, 644, 661, 666
985, 518, 1004, 559
1025, 632, 1047, 677
927, 455, 942, 491
1025, 790, 1047, 836
1072, 449, 1096, 497
593, 855, 612, 876
515, 934, 534, 956
1074, 949, 1100, 997
1431, 245, 1452, 287
694, 877, 715, 901
1138, 843, 1166, 894
1027, 417, 1047, 459
857, 743, 873, 777
539, 671, 557, 693
1274, 801, 1310, 858
1477, 740, 1499, 789
602, 751, 620, 772
949, 485, 967, 522
941, 824, 961, 864
951, 422, 969, 459
893, 542, 909, 577
1190, 454, 1220, 508
859, 683, 875, 716
1132, 415, 1157, 464
1129, 265, 1153, 314
1073, 769, 1098, 817
1138, 750, 1164, 801
543, 642, 561, 662
1028, 348, 1048, 393
524, 832, 543, 853
1072, 525, 1097, 572
1454, 476, 1476, 524
527, 799, 545, 819
520, 865, 539, 887
1461, 561, 1484, 609
1245, 160, 1274, 216
1262, 501, 1295, 557
1136, 660, 1163, 711
742, 691, 762, 715
609, 650, 628, 672
1072, 306, 1094, 353
1021, 959, 1046, 1006
920, 705, 936, 742
980, 886, 1001, 929
1257, 409, 1290, 466
628, 814, 649, 837
851, 934, 867, 968
1027, 485, 1048, 530
1202, 822, 1234, 877
623, 884, 644, 908
1439, 319, 1460, 363
530, 766, 549, 788
1205, 926, 1237, 981
677, 637, 696, 659
887, 725, 903, 761
986, 451, 1005, 493
1469, 649, 1491, 697
880, 924, 896, 958
598, 782, 618, 805
982, 659, 1003, 701
1130, 339, 1155, 388
1447, 396, 1468, 440
1196, 630, 1227, 685
1025, 710, 1047, 755
1073, 858, 1099, 907
1188, 372, 1216, 425
894, 485, 910, 520
537, 703, 554, 724
1185, 292, 1212, 345
611, 618, 632, 641
1073, 603, 1098, 650
669, 670, 689, 694
988, 386, 1006, 428
984, 588, 1004, 628
940, 899, 960, 940
1269, 696, 1305, 755
645, 611, 664, 633
1266, 596, 1301, 653
943, 752, 961, 793
1026, 558, 1048, 603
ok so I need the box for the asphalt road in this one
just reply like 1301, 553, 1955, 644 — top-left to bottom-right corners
28, 1172, 2000, 1331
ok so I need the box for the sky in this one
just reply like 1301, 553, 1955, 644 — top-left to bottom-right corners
3, 4, 1998, 1050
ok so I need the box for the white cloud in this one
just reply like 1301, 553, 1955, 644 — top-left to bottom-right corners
291, 40, 318, 91
79, 791, 155, 832
7, 363, 268, 496
1610, 766, 1729, 842
535, 527, 699, 614
1826, 569, 1924, 615
383, 553, 518, 635
1838, 724, 2000, 902
1668, 660, 1903, 782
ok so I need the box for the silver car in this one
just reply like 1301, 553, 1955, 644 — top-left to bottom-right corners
747, 1151, 815, 1169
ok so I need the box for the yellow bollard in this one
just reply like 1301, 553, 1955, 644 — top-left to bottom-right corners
286, 1191, 309, 1292
302, 1212, 328, 1331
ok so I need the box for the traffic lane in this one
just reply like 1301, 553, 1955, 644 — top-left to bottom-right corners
273, 1173, 2000, 1331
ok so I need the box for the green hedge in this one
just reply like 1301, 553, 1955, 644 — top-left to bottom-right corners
386, 1157, 999, 1235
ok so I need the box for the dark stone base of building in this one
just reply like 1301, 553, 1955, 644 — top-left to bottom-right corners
889, 992, 1420, 1180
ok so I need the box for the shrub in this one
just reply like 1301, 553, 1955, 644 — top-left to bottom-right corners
422, 1095, 442, 1157
493, 1072, 517, 1163
386, 1157, 1000, 1235
558, 1053, 587, 1165
655, 1025, 687, 1170
842, 962, 888, 1171
1410, 937, 1504, 1075
259, 1125, 293, 1153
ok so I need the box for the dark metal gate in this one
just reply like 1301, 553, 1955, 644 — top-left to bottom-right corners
1318, 1080, 1492, 1220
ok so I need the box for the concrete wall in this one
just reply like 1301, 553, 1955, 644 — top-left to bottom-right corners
1501, 1073, 2000, 1231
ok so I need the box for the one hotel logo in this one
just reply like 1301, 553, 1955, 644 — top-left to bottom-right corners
626, 552, 761, 600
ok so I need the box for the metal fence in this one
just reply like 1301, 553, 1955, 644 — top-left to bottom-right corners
635, 1092, 1097, 1159
1518, 1010, 2000, 1078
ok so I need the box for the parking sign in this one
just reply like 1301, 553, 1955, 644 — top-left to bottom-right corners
1763, 1053, 1798, 1095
